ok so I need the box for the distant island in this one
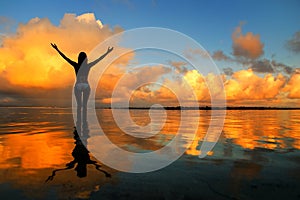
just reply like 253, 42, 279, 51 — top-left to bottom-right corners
103, 106, 300, 110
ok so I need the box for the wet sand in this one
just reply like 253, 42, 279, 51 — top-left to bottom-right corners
0, 107, 299, 199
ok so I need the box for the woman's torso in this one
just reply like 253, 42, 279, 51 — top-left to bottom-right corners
75, 63, 91, 84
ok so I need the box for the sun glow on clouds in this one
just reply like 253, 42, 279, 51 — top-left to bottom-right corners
0, 13, 122, 89
283, 72, 300, 99
0, 13, 300, 107
225, 69, 286, 100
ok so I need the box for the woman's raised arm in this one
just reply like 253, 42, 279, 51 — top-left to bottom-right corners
89, 47, 113, 67
51, 43, 77, 67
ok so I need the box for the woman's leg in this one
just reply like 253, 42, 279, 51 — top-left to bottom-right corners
82, 86, 90, 127
74, 86, 82, 129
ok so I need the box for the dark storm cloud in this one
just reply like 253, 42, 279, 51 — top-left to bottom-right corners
212, 50, 233, 62
223, 67, 234, 76
286, 31, 300, 53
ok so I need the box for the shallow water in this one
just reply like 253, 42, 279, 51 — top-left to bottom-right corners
0, 107, 299, 199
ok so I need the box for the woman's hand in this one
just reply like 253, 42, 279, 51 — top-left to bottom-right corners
107, 46, 113, 53
51, 43, 58, 50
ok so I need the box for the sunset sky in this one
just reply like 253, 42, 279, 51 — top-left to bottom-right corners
0, 0, 300, 107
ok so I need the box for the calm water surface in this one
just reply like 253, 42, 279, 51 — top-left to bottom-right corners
0, 107, 299, 199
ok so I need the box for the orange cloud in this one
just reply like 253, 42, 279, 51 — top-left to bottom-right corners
129, 84, 179, 107
225, 69, 285, 100
97, 65, 171, 106
283, 72, 300, 98
232, 24, 264, 59
0, 13, 124, 89
130, 70, 210, 107
127, 69, 226, 107
124, 68, 292, 107
183, 70, 210, 101
0, 13, 135, 106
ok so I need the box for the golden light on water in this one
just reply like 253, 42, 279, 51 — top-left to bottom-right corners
0, 109, 299, 173
0, 130, 74, 170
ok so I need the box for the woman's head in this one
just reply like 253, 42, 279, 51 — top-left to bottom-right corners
78, 52, 87, 65
75, 163, 87, 178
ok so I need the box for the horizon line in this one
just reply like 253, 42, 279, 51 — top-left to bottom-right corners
1, 105, 300, 110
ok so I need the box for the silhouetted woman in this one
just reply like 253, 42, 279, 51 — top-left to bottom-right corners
45, 127, 111, 181
51, 43, 113, 130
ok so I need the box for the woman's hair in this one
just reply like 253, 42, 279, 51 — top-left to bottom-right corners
78, 52, 87, 65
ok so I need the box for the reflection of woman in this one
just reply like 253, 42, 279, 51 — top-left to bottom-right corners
46, 127, 111, 181
51, 43, 113, 129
